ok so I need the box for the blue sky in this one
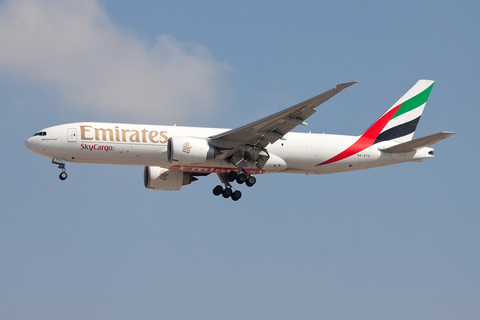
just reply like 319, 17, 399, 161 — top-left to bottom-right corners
1, 0, 479, 319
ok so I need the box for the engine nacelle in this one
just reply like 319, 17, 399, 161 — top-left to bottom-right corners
144, 166, 195, 191
167, 137, 215, 165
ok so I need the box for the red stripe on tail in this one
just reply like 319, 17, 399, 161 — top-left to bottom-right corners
316, 105, 401, 166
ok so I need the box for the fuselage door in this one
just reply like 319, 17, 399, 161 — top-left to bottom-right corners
67, 128, 77, 142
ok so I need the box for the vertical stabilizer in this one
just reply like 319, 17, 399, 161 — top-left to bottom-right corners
317, 80, 435, 166
372, 79, 434, 144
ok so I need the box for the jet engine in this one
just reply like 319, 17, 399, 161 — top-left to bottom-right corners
144, 166, 197, 191
167, 137, 215, 165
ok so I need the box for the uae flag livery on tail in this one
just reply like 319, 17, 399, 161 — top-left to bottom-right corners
317, 80, 434, 166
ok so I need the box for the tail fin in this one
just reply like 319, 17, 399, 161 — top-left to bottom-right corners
316, 80, 435, 166
369, 79, 434, 144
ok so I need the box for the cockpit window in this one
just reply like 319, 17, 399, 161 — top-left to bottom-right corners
33, 132, 47, 136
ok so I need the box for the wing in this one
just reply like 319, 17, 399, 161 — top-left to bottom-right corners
210, 81, 357, 149
209, 81, 358, 169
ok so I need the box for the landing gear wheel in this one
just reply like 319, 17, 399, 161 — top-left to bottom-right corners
246, 175, 256, 187
222, 187, 233, 198
213, 185, 223, 196
231, 190, 242, 201
59, 172, 68, 180
236, 173, 247, 184
227, 171, 238, 182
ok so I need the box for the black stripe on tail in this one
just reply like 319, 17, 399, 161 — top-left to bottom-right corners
374, 116, 421, 145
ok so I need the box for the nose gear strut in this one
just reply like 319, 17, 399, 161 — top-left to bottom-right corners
52, 158, 68, 180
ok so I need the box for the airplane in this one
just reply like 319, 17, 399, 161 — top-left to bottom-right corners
25, 79, 455, 201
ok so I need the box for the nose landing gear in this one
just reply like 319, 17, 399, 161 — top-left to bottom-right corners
59, 169, 68, 180
52, 158, 68, 181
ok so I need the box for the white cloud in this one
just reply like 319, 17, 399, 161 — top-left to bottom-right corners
0, 0, 231, 123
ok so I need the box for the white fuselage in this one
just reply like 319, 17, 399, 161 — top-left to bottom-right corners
25, 122, 433, 175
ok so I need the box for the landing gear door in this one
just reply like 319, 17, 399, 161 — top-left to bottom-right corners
67, 128, 77, 142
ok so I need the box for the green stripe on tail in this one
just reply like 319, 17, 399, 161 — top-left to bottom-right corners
392, 83, 434, 119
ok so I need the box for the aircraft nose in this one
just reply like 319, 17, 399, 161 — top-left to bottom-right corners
25, 137, 34, 151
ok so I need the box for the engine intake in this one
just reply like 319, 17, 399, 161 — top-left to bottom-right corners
167, 137, 215, 165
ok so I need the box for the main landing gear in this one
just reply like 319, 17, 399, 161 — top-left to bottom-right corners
212, 170, 257, 201
213, 185, 242, 201
52, 158, 68, 180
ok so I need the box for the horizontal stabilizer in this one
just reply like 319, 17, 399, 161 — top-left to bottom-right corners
379, 131, 456, 153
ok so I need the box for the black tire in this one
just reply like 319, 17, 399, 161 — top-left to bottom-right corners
246, 175, 256, 187
232, 190, 242, 201
236, 173, 247, 184
213, 185, 223, 196
59, 172, 68, 180
222, 188, 232, 198
227, 171, 238, 182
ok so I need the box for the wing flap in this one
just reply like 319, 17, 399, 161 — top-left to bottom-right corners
380, 131, 455, 153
